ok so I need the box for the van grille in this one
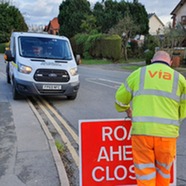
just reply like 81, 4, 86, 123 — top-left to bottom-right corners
34, 69, 70, 82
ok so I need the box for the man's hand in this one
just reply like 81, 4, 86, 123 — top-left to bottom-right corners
126, 108, 132, 118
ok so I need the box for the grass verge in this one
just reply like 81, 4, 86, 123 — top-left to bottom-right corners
81, 58, 145, 65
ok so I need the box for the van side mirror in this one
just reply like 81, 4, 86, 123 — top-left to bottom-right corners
76, 54, 81, 65
4, 50, 13, 62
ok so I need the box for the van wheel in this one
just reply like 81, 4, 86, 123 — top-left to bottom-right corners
67, 94, 77, 100
12, 80, 21, 100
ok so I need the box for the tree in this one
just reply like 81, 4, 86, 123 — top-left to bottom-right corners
128, 1, 149, 35
58, 0, 91, 38
80, 14, 97, 34
93, 0, 122, 33
109, 14, 139, 61
93, 0, 149, 35
163, 23, 186, 48
92, 2, 105, 33
0, 1, 28, 43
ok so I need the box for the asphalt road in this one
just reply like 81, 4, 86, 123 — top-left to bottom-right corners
1, 53, 186, 185
46, 64, 131, 132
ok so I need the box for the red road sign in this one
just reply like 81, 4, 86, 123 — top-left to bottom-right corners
79, 119, 176, 186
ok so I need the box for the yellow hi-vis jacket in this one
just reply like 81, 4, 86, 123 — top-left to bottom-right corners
115, 62, 186, 137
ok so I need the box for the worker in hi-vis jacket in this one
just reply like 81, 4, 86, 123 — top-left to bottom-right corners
115, 50, 186, 186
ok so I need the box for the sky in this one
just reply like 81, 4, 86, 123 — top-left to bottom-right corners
13, 0, 179, 26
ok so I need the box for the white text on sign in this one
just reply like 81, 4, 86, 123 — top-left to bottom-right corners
92, 125, 135, 182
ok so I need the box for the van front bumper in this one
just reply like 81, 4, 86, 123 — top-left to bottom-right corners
14, 78, 80, 97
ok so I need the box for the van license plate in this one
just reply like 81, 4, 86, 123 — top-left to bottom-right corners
42, 85, 62, 90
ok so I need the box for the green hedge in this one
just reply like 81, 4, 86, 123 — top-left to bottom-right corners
145, 50, 154, 65
70, 34, 89, 57
91, 35, 121, 61
71, 34, 122, 61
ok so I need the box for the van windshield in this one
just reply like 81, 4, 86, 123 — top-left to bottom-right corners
18, 36, 72, 60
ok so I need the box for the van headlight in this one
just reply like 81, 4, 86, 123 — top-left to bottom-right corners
70, 67, 78, 76
18, 63, 32, 74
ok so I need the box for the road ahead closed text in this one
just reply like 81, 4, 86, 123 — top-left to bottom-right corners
79, 119, 176, 186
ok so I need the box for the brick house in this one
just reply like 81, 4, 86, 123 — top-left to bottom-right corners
44, 17, 60, 35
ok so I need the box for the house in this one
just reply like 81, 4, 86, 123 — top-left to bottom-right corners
44, 17, 60, 35
148, 13, 164, 35
170, 0, 186, 28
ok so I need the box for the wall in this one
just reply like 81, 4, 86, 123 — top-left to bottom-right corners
175, 3, 186, 24
149, 15, 164, 35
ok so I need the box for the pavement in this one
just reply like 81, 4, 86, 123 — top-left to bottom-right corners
0, 53, 186, 186
0, 55, 69, 186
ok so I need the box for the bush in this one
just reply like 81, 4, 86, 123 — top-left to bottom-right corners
145, 50, 154, 65
71, 34, 89, 58
0, 42, 9, 53
144, 35, 160, 51
72, 33, 122, 61
84, 34, 103, 59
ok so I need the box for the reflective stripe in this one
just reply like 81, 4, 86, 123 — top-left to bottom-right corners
156, 168, 170, 179
156, 160, 173, 170
139, 67, 146, 91
134, 163, 155, 169
181, 93, 186, 100
124, 80, 132, 94
133, 89, 180, 102
136, 171, 156, 180
172, 71, 179, 96
115, 99, 129, 108
132, 116, 180, 126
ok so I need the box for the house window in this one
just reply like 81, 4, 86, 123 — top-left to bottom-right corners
181, 16, 186, 24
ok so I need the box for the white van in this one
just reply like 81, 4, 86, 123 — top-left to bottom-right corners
4, 32, 80, 100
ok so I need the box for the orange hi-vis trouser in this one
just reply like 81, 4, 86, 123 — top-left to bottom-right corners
131, 136, 176, 186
